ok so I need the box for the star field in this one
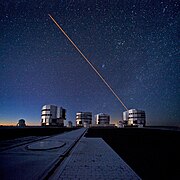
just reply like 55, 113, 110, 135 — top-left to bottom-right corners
0, 0, 179, 126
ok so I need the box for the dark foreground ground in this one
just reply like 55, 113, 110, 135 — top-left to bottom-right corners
85, 127, 180, 180
0, 127, 179, 179
0, 126, 77, 140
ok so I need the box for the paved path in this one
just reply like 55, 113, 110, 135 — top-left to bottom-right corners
0, 128, 86, 180
0, 129, 141, 180
51, 137, 141, 180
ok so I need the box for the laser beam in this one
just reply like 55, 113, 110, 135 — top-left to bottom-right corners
48, 14, 128, 111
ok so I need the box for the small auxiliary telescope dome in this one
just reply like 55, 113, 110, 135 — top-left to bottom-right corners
17, 119, 26, 127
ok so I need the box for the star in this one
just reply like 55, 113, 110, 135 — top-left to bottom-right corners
0, 0, 179, 126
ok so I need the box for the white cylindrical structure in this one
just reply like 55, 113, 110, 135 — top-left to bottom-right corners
95, 113, 110, 125
76, 112, 92, 127
41, 105, 66, 126
122, 109, 146, 127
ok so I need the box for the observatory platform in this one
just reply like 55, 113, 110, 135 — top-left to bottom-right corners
0, 128, 140, 179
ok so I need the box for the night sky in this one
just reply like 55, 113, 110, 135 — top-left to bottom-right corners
0, 0, 179, 126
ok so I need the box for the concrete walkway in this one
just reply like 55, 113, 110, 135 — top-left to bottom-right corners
51, 137, 141, 180
0, 128, 141, 180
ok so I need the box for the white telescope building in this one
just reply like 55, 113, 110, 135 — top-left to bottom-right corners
41, 105, 66, 126
76, 112, 92, 127
123, 109, 146, 127
95, 113, 110, 125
